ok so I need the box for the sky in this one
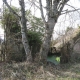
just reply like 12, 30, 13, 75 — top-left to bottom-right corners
54, 0, 80, 38
0, 0, 80, 39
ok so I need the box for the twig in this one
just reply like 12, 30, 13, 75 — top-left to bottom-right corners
3, 0, 21, 19
39, 0, 46, 23
61, 8, 80, 15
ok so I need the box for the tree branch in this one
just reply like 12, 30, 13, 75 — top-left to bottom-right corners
28, 0, 40, 9
58, 0, 69, 15
52, 0, 59, 15
66, 4, 80, 15
3, 0, 21, 19
61, 8, 80, 15
39, 0, 46, 23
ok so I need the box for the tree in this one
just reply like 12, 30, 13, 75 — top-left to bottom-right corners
3, 0, 69, 63
39, 0, 69, 63
3, 0, 32, 61
65, 27, 74, 33
1, 8, 21, 61
1, 6, 43, 62
2, 5, 44, 62
25, 10, 44, 36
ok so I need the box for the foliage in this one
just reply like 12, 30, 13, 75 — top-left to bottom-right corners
1, 61, 80, 80
27, 30, 42, 60
56, 57, 60, 62
47, 56, 60, 65
26, 10, 45, 35
73, 27, 80, 41
65, 27, 73, 33
2, 7, 20, 33
28, 30, 42, 46
1, 7, 43, 62
78, 25, 80, 29
8, 51, 26, 62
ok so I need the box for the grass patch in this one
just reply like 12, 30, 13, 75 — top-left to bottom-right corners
47, 56, 60, 65
0, 60, 80, 80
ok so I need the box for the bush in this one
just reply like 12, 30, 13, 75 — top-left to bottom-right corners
1, 7, 43, 62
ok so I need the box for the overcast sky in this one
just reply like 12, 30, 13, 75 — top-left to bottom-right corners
0, 0, 80, 39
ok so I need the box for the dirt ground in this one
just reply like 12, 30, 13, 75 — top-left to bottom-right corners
0, 61, 80, 80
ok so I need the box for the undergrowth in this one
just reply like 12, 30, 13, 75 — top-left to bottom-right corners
0, 61, 80, 80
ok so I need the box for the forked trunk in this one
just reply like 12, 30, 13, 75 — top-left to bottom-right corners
39, 0, 69, 64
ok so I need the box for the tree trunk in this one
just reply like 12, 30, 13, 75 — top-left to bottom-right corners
40, 18, 56, 63
3, 0, 69, 63
19, 0, 32, 61
3, 0, 32, 62
39, 0, 69, 64
60, 42, 71, 64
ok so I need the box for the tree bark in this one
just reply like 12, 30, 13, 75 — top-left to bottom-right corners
3, 0, 69, 63
40, 19, 56, 63
3, 0, 32, 62
19, 0, 32, 61
39, 0, 69, 63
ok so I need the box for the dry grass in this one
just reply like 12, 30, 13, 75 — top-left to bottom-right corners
54, 28, 80, 49
0, 62, 80, 80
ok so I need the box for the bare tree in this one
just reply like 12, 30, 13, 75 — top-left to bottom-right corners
3, 0, 32, 61
39, 0, 69, 63
3, 0, 69, 62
